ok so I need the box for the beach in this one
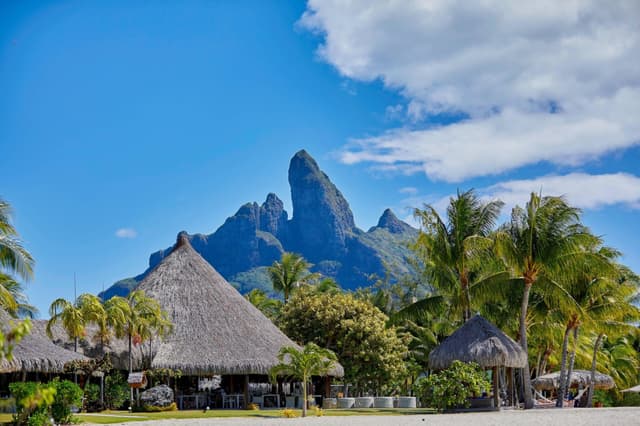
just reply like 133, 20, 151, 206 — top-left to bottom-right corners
84, 407, 640, 426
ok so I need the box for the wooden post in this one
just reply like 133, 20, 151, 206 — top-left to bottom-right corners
243, 375, 249, 409
506, 367, 513, 407
493, 367, 500, 410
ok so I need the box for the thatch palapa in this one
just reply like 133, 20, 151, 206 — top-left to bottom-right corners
428, 314, 527, 370
532, 370, 615, 391
137, 232, 343, 377
0, 309, 89, 373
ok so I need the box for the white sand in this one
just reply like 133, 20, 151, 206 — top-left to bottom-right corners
85, 407, 640, 426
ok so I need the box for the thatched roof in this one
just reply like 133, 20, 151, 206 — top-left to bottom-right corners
137, 232, 343, 377
0, 309, 89, 373
428, 314, 527, 370
532, 370, 615, 391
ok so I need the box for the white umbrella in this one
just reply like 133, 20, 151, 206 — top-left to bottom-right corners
621, 384, 640, 393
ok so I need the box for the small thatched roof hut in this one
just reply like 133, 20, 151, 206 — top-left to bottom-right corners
137, 232, 343, 377
0, 309, 89, 373
532, 370, 615, 391
428, 315, 527, 370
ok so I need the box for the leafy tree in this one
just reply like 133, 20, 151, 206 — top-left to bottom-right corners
414, 361, 491, 411
0, 317, 31, 361
269, 343, 337, 417
494, 193, 595, 409
268, 252, 318, 302
279, 289, 408, 395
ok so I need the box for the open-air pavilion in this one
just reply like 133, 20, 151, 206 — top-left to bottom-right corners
428, 314, 528, 410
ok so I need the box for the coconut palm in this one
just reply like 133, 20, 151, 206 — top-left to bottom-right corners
0, 273, 38, 318
396, 189, 506, 324
269, 343, 337, 417
0, 198, 34, 282
47, 297, 86, 352
495, 192, 598, 409
268, 252, 318, 303
245, 288, 282, 320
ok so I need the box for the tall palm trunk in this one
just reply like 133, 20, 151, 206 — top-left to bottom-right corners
461, 273, 471, 322
129, 331, 134, 406
587, 333, 604, 408
301, 378, 308, 417
565, 327, 579, 402
556, 325, 572, 407
519, 282, 534, 409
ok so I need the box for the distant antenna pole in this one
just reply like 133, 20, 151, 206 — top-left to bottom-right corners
74, 272, 77, 301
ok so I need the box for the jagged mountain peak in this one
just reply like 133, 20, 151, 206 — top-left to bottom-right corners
375, 208, 415, 234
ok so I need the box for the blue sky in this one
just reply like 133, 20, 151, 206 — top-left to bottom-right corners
2, 1, 639, 317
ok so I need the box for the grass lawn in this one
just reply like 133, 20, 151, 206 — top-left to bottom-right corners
1, 408, 436, 425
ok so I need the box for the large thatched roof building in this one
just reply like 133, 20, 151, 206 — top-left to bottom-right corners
429, 314, 527, 370
137, 232, 343, 377
0, 309, 89, 374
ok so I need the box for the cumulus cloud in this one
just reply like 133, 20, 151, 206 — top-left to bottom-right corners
301, 0, 640, 181
115, 228, 137, 239
481, 172, 640, 210
418, 173, 640, 218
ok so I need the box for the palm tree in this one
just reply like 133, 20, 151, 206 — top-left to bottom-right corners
0, 198, 34, 282
396, 189, 505, 323
268, 252, 318, 303
104, 290, 172, 403
245, 288, 282, 320
0, 273, 38, 318
47, 297, 86, 352
269, 343, 337, 417
495, 192, 596, 409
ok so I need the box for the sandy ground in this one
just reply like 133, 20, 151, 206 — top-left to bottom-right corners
87, 407, 640, 426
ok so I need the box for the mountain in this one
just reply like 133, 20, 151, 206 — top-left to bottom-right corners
100, 150, 418, 300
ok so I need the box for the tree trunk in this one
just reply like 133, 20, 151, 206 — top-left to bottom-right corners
565, 326, 579, 402
556, 325, 571, 407
301, 379, 307, 417
519, 282, 534, 409
587, 333, 604, 408
129, 332, 133, 406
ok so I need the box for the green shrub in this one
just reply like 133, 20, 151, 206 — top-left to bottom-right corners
49, 378, 83, 424
84, 383, 104, 412
9, 381, 56, 426
593, 389, 615, 407
104, 371, 129, 410
134, 402, 177, 412
414, 360, 491, 411
616, 392, 640, 407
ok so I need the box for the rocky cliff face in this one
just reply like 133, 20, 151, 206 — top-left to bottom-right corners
100, 150, 417, 300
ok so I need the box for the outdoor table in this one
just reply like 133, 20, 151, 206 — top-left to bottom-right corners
178, 394, 207, 410
223, 394, 244, 409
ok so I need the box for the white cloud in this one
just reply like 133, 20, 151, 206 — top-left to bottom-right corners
481, 172, 640, 210
418, 173, 640, 218
301, 0, 640, 181
115, 228, 137, 239
399, 186, 418, 195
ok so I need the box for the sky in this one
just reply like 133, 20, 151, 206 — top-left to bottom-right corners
1, 1, 639, 317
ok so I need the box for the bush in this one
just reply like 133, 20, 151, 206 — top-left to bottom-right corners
83, 383, 104, 413
281, 408, 299, 418
616, 392, 640, 407
104, 371, 129, 410
133, 402, 177, 412
9, 381, 56, 426
49, 378, 83, 424
414, 360, 491, 411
